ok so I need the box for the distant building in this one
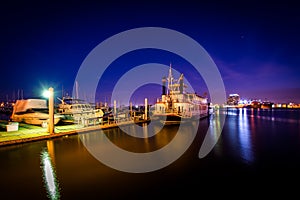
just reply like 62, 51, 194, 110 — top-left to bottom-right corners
227, 94, 240, 105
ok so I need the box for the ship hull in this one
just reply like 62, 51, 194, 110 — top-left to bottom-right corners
152, 113, 182, 125
12, 113, 61, 126
152, 111, 208, 125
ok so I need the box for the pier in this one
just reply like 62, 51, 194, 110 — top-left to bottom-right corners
0, 119, 150, 147
0, 95, 153, 147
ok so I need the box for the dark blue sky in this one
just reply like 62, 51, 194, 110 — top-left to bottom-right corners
1, 0, 299, 104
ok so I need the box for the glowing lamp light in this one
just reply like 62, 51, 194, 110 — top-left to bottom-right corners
43, 90, 51, 98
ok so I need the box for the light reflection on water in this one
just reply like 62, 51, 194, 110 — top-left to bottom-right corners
210, 108, 254, 163
79, 121, 199, 173
79, 123, 178, 153
237, 108, 254, 163
40, 141, 60, 200
223, 108, 255, 163
223, 108, 300, 164
1, 108, 300, 198
201, 109, 225, 158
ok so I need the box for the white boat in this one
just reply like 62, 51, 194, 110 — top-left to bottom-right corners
152, 66, 209, 124
10, 99, 62, 126
57, 97, 104, 124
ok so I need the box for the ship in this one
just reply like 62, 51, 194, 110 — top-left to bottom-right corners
152, 65, 209, 124
57, 96, 104, 124
10, 99, 62, 126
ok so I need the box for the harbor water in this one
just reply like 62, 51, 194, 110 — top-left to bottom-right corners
0, 108, 300, 199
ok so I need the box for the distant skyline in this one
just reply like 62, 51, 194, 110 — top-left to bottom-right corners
0, 1, 299, 104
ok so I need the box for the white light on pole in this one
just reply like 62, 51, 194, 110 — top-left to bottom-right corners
47, 87, 54, 134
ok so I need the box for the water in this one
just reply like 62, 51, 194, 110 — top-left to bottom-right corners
0, 108, 300, 199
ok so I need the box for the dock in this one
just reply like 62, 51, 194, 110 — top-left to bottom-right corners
0, 119, 149, 147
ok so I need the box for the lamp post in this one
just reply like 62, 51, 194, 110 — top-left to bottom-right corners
48, 87, 54, 134
44, 87, 54, 134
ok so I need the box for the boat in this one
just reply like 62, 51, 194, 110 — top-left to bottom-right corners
152, 65, 209, 124
57, 96, 104, 124
10, 99, 62, 126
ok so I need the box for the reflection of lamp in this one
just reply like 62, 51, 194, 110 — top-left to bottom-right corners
41, 148, 60, 200
43, 87, 54, 134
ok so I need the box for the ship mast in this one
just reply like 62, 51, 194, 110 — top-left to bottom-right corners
75, 81, 79, 99
167, 63, 173, 95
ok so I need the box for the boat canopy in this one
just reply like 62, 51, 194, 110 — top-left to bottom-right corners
13, 99, 48, 113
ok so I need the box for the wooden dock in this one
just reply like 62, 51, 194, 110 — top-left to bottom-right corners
0, 119, 150, 147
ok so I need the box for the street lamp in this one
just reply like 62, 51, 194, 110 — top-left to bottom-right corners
43, 87, 54, 134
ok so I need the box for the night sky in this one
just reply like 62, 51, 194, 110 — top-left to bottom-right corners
1, 1, 299, 104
